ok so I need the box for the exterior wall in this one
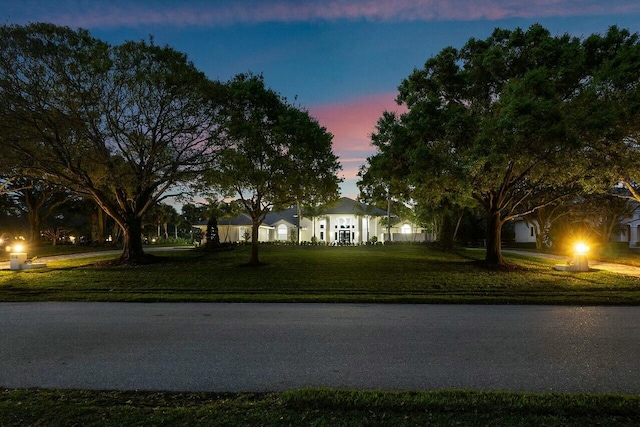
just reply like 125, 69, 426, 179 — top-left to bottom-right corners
379, 221, 431, 242
392, 233, 427, 242
320, 214, 382, 244
197, 207, 428, 245
196, 224, 275, 243
514, 220, 537, 243
609, 227, 629, 244
626, 221, 640, 247
219, 223, 241, 243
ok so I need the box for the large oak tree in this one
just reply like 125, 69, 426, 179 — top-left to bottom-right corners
361, 25, 610, 266
0, 24, 224, 263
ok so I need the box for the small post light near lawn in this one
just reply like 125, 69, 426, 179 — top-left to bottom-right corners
553, 240, 590, 272
8, 242, 27, 271
572, 242, 590, 272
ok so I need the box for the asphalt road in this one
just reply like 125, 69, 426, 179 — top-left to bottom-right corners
1, 303, 639, 393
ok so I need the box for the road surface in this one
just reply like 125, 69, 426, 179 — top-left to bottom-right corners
1, 303, 639, 393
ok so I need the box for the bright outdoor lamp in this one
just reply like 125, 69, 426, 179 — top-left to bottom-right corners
571, 241, 590, 272
8, 242, 27, 270
11, 243, 25, 253
553, 240, 590, 272
574, 242, 589, 256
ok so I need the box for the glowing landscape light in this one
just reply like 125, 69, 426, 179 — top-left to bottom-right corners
8, 243, 27, 270
11, 243, 25, 253
574, 242, 589, 256
553, 240, 590, 272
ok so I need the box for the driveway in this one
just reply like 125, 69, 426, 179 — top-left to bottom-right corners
1, 303, 639, 393
0, 246, 193, 270
503, 249, 640, 277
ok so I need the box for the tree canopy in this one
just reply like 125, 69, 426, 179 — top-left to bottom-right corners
204, 74, 341, 265
0, 23, 225, 263
360, 24, 640, 266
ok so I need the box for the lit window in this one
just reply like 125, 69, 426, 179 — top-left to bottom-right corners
401, 224, 412, 234
277, 224, 288, 240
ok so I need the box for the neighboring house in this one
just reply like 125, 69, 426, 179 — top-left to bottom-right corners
513, 203, 640, 248
195, 197, 433, 244
513, 218, 537, 244
620, 205, 640, 247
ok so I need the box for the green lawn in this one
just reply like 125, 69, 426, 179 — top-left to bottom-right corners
2, 388, 639, 426
2, 244, 640, 304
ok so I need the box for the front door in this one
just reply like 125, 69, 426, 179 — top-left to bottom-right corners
338, 230, 351, 244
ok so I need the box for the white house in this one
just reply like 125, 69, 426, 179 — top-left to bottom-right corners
196, 197, 432, 244
513, 218, 537, 244
620, 206, 640, 247
513, 202, 640, 248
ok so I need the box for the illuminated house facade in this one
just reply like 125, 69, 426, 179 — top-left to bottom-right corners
197, 197, 431, 244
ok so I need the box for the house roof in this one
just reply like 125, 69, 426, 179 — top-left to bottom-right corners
269, 208, 298, 226
195, 197, 386, 227
195, 214, 253, 227
323, 197, 387, 216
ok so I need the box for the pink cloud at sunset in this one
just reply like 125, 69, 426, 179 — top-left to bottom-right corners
308, 92, 406, 196
42, 0, 640, 29
309, 92, 404, 162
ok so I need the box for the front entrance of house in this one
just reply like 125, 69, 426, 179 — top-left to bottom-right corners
338, 230, 351, 244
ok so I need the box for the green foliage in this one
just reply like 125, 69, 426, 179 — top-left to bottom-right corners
360, 24, 640, 266
204, 74, 341, 264
0, 23, 225, 263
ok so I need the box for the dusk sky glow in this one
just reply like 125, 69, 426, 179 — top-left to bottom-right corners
3, 1, 640, 197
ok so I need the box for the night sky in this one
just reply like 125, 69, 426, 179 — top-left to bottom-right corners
4, 0, 640, 197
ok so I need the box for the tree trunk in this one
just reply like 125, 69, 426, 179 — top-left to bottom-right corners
97, 207, 105, 244
91, 208, 106, 245
386, 196, 392, 242
312, 217, 316, 241
536, 232, 544, 251
111, 223, 121, 246
250, 220, 260, 265
440, 209, 454, 250
27, 210, 41, 244
485, 210, 505, 266
120, 216, 146, 263
453, 211, 463, 241
296, 201, 302, 245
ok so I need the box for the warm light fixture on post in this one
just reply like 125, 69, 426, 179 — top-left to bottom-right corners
553, 241, 590, 272
5, 240, 47, 271
8, 242, 27, 271
572, 242, 590, 272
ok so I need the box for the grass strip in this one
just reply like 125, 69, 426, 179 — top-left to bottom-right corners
2, 388, 639, 426
2, 245, 640, 304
